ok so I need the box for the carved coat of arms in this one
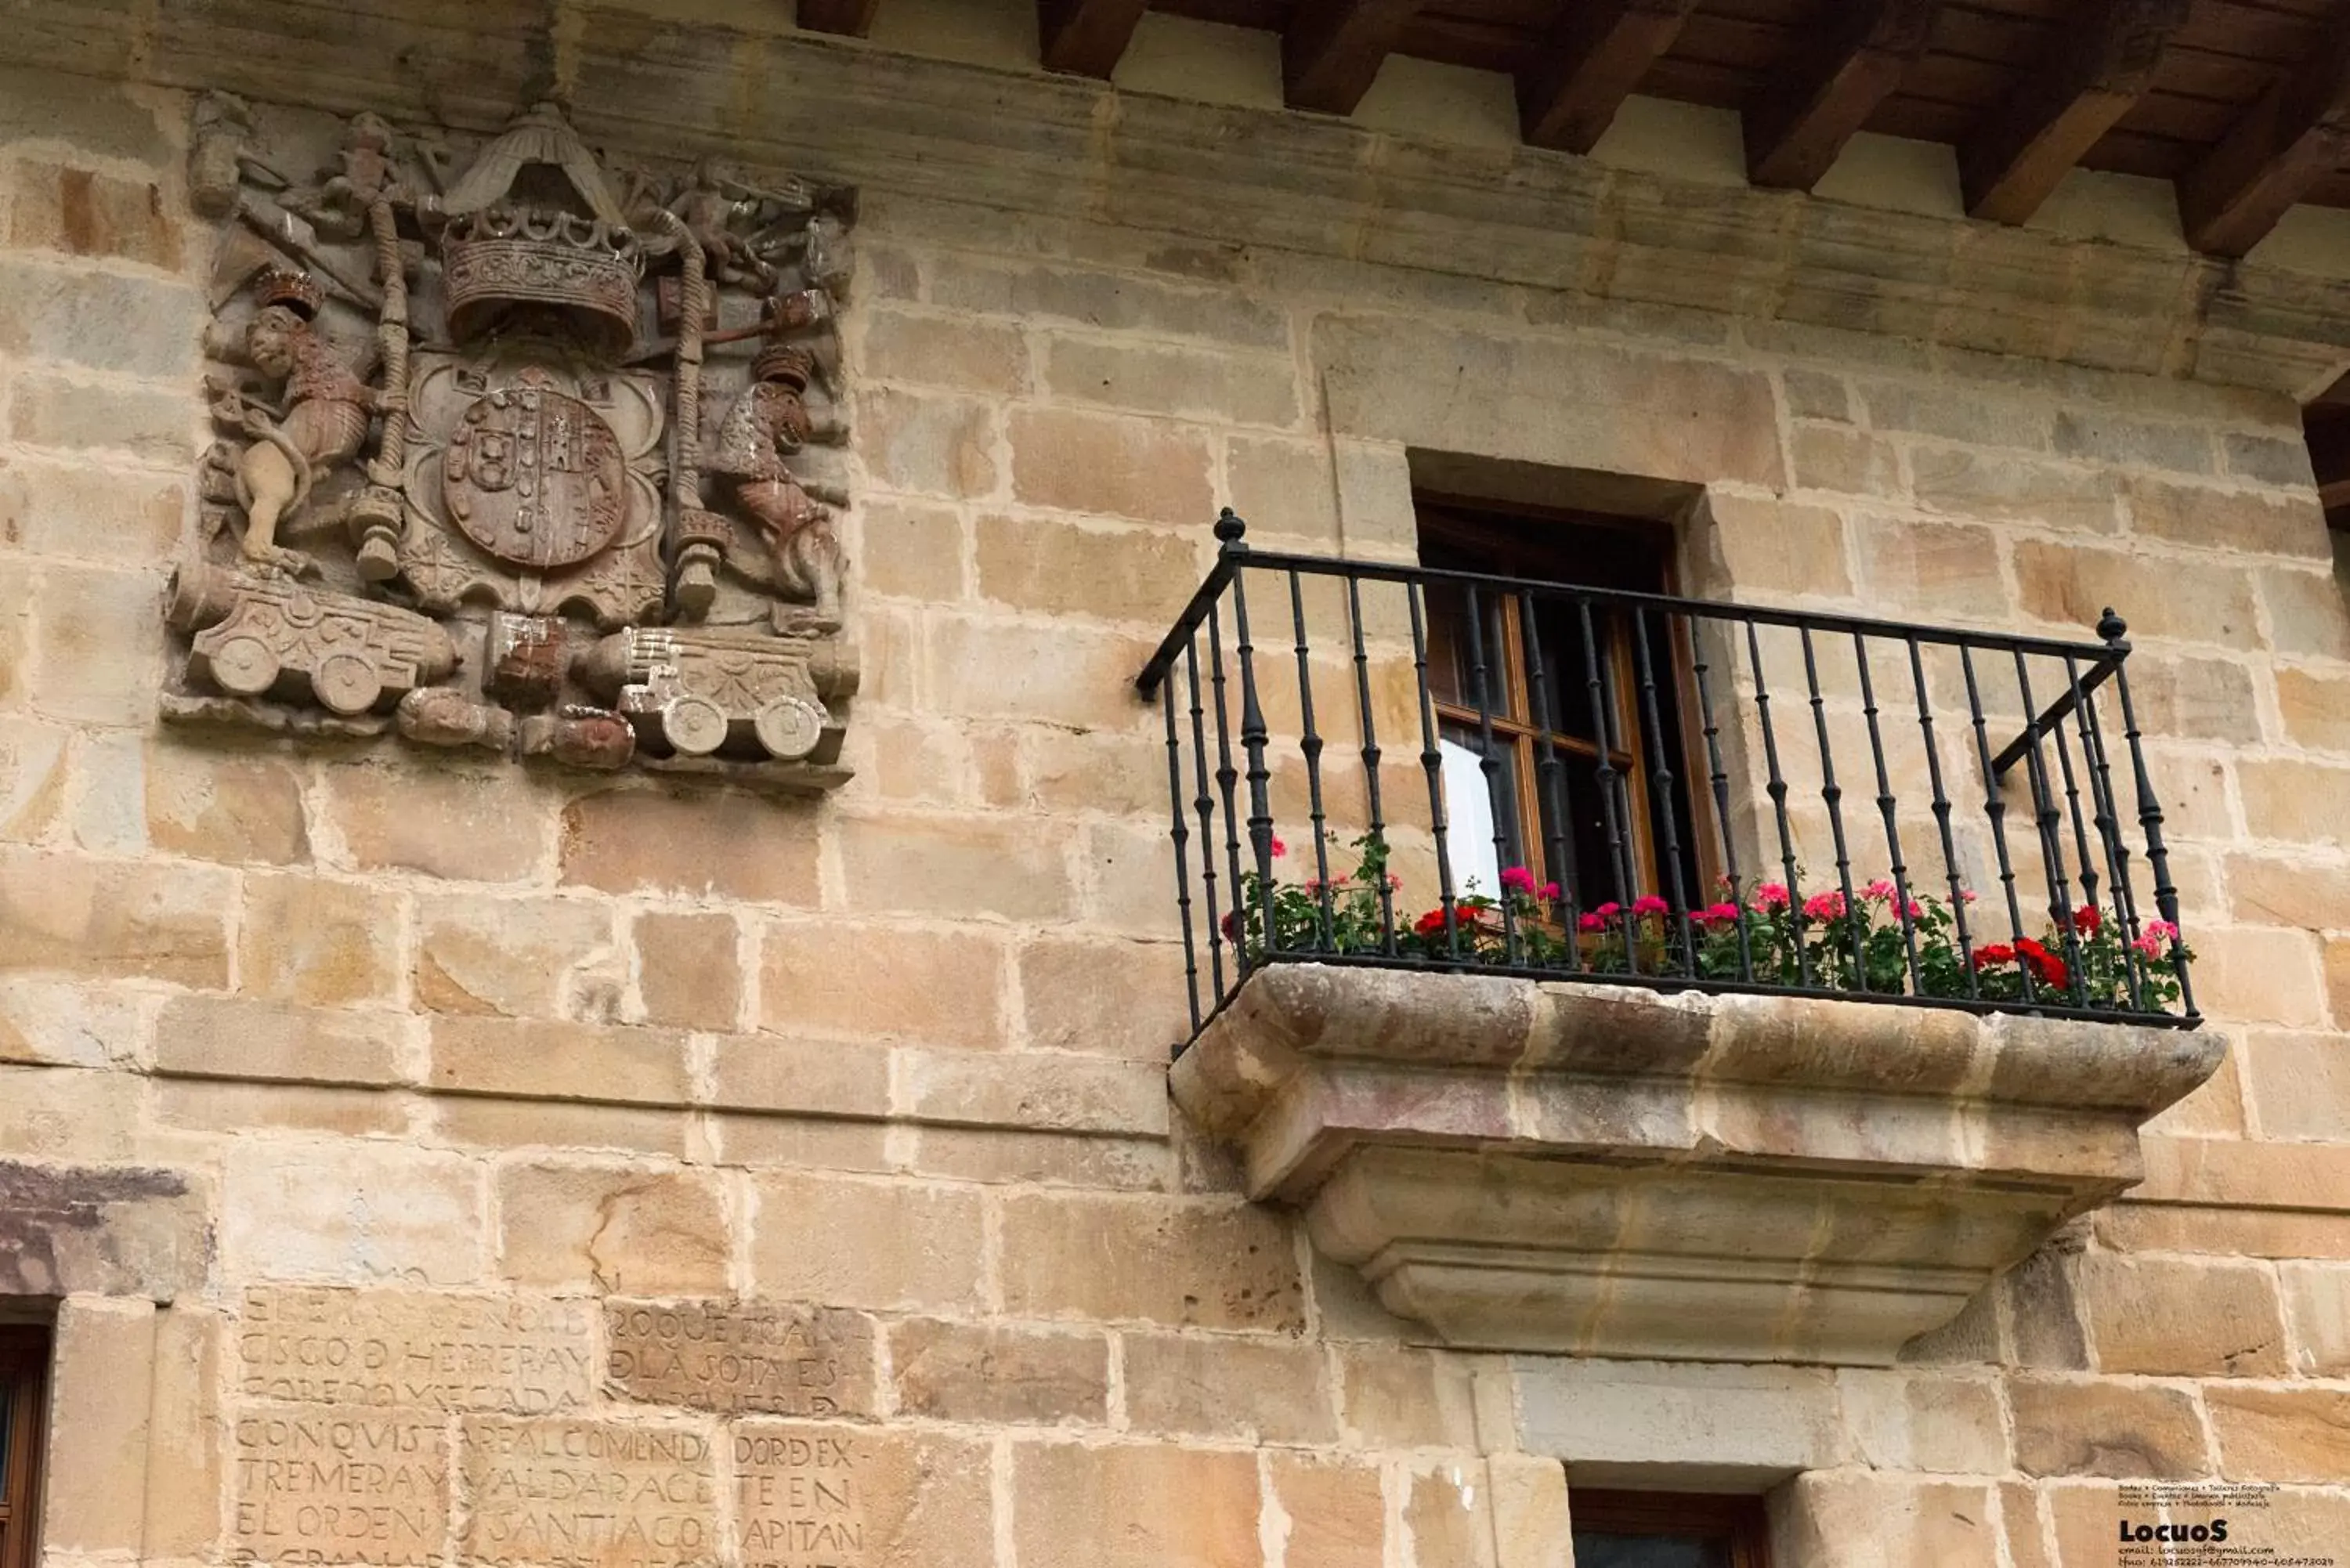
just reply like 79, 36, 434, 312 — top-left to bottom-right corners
168, 98, 861, 785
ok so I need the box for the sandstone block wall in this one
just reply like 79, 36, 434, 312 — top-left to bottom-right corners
1, 28, 2349, 1568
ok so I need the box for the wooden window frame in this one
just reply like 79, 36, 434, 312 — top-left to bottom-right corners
1571, 1487, 1772, 1567
1416, 495, 1717, 909
0, 1325, 49, 1568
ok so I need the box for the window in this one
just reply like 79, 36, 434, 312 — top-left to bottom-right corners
0, 1327, 47, 1568
1417, 499, 1706, 913
1571, 1490, 1771, 1568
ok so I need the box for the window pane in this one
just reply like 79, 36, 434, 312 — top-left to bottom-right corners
1549, 751, 1633, 909
1424, 583, 1514, 715
1438, 727, 1522, 897
1530, 596, 1604, 745
0, 1379, 11, 1490
1571, 1530, 1734, 1568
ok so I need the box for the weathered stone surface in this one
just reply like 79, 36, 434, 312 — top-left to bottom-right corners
999, 1194, 1305, 1330
974, 512, 1203, 623
857, 386, 999, 497
707, 1034, 890, 1119
0, 1158, 207, 1299
734, 1422, 991, 1567
1269, 1454, 1384, 1568
40, 1296, 156, 1552
1914, 446, 2118, 532
223, 1146, 483, 1286
898, 1046, 1169, 1136
2009, 1378, 2211, 1479
1011, 1443, 1261, 1568
1771, 1473, 2001, 1568
465, 1417, 718, 1567
142, 744, 309, 864
2204, 1387, 2350, 1483
1836, 1369, 2009, 1473
1041, 334, 1300, 426
2274, 666, 2350, 753
2016, 539, 2260, 647
836, 811, 1076, 919
2239, 758, 2350, 847
1856, 517, 2012, 620
232, 1404, 449, 1564
238, 873, 402, 1005
856, 500, 968, 600
2078, 1253, 2287, 1376
429, 1017, 691, 1107
415, 895, 616, 1020
1406, 1465, 1497, 1568
1691, 493, 1852, 598
1336, 1344, 1481, 1450
2127, 475, 2329, 557
1007, 406, 1216, 525
862, 308, 1030, 393
237, 1288, 592, 1412
2280, 1264, 2350, 1374
0, 977, 138, 1068
631, 911, 741, 1031
5, 161, 182, 266
1123, 1330, 1335, 1443
499, 1165, 728, 1294
606, 1299, 875, 1418
759, 919, 1007, 1048
321, 767, 549, 883
0, 847, 231, 986
1515, 1358, 1846, 1484
155, 994, 406, 1086
748, 1172, 985, 1312
560, 786, 821, 901
888, 1318, 1107, 1425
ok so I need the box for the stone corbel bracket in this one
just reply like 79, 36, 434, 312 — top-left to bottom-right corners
1170, 966, 2224, 1364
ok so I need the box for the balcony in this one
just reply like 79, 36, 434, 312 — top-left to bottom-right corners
1138, 511, 2225, 1364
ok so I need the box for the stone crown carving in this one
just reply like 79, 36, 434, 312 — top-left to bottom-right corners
169, 96, 861, 787
1172, 965, 2224, 1364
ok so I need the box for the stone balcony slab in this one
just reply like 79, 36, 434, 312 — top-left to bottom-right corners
1169, 965, 2223, 1364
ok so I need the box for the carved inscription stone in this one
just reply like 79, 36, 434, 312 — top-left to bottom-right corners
465, 1418, 719, 1568
733, 1422, 990, 1568
604, 1299, 875, 1417
240, 1288, 594, 1412
232, 1404, 450, 1565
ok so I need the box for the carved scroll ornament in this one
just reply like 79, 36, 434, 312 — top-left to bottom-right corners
169, 97, 861, 786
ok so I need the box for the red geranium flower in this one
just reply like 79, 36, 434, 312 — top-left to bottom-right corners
2016, 938, 2069, 991
1414, 908, 1452, 937
1972, 943, 2014, 967
2072, 903, 2100, 934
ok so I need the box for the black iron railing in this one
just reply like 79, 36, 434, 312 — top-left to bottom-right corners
1137, 511, 2199, 1048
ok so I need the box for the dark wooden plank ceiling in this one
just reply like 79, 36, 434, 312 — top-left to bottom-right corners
1006, 0, 2350, 251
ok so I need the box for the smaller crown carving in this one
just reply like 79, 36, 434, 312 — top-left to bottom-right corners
251, 266, 324, 319
752, 343, 815, 391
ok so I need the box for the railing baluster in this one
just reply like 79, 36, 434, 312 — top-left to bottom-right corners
1161, 667, 1202, 1035
1801, 627, 1868, 988
1230, 557, 1278, 959
1632, 606, 1694, 975
2011, 651, 2087, 1006
1854, 633, 1922, 997
2104, 611, 2196, 1022
1908, 637, 1978, 996
2070, 650, 2146, 1011
1690, 617, 1751, 982
1464, 583, 1519, 962
1184, 636, 1227, 1007
1346, 576, 1397, 956
1961, 645, 2037, 1005
2048, 665, 2106, 994
1580, 598, 1640, 974
1206, 602, 1251, 981
1745, 620, 1809, 988
1408, 581, 1462, 961
1289, 570, 1335, 948
1520, 590, 1582, 971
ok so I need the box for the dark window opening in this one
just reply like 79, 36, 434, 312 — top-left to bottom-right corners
1571, 1489, 1771, 1568
2308, 368, 2348, 536
0, 1325, 48, 1568
1415, 497, 1708, 915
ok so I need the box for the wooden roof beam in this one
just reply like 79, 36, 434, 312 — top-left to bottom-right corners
1285, 0, 1427, 115
2178, 28, 2350, 258
1518, 0, 1699, 155
1959, 0, 2189, 226
797, 0, 882, 37
1746, 0, 1943, 191
1039, 0, 1150, 76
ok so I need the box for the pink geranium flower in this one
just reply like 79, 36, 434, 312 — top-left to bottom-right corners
1752, 883, 1791, 911
1578, 912, 1604, 933
1631, 895, 1669, 917
1698, 901, 1741, 929
1862, 878, 1897, 902
1593, 901, 1622, 919
1802, 890, 1847, 920
1538, 881, 1562, 901
1269, 836, 1286, 858
1499, 865, 1536, 895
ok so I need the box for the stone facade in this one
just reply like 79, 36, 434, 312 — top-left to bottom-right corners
1, 6, 2348, 1568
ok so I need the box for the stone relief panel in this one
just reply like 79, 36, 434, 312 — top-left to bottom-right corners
171, 97, 859, 788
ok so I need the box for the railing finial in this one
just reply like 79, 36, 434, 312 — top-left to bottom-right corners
2097, 607, 2129, 648
1214, 508, 1249, 551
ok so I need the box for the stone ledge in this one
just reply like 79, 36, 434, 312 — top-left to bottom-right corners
1170, 965, 2223, 1364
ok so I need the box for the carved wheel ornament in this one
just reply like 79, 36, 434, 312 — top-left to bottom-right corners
166, 96, 861, 786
